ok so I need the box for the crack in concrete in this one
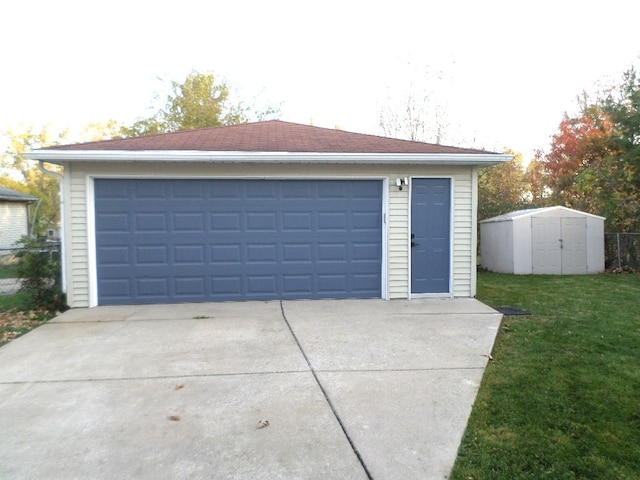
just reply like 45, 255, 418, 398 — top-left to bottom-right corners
279, 300, 374, 480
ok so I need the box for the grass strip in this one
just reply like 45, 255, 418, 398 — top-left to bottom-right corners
450, 273, 640, 480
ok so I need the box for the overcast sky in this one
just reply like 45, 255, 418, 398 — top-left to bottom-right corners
2, 0, 639, 158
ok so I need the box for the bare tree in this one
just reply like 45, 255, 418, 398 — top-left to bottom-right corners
378, 68, 450, 144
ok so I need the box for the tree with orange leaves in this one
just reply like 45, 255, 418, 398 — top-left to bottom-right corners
544, 64, 640, 231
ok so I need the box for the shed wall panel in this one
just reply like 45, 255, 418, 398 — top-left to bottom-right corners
586, 216, 605, 273
480, 221, 513, 273
513, 218, 532, 274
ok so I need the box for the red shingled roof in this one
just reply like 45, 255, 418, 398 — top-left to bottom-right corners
47, 120, 493, 155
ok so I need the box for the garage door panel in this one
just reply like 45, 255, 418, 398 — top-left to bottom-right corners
173, 212, 205, 232
211, 244, 242, 263
96, 179, 128, 198
282, 182, 312, 198
101, 279, 131, 298
353, 242, 382, 260
173, 180, 204, 198
246, 244, 278, 263
174, 245, 205, 265
135, 181, 166, 199
247, 275, 278, 294
282, 212, 312, 231
211, 276, 241, 296
353, 211, 380, 229
318, 275, 347, 293
317, 243, 347, 261
210, 212, 241, 232
135, 213, 167, 232
137, 278, 168, 297
246, 212, 278, 231
282, 243, 313, 262
136, 245, 168, 265
99, 214, 129, 232
100, 246, 130, 266
95, 179, 382, 304
283, 275, 313, 293
353, 273, 381, 293
174, 277, 206, 297
317, 182, 347, 198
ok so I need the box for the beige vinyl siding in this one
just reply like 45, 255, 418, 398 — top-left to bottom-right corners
0, 202, 30, 249
451, 172, 474, 297
62, 161, 476, 307
65, 162, 91, 307
388, 187, 409, 298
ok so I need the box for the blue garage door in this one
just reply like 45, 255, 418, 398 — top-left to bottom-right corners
94, 179, 382, 305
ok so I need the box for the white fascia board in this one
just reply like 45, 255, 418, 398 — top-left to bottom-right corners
25, 150, 513, 166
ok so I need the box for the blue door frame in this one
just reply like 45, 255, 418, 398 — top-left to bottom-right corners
410, 178, 451, 294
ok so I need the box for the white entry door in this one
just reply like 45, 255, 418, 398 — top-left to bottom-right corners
531, 217, 587, 274
532, 217, 562, 274
560, 218, 588, 274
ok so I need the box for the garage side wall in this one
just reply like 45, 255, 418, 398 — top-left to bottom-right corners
63, 161, 476, 307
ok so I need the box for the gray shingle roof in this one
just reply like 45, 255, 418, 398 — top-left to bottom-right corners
0, 187, 38, 202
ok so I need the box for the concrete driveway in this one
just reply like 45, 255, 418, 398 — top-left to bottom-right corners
0, 298, 501, 480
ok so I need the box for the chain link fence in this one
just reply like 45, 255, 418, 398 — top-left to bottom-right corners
0, 248, 22, 295
605, 233, 640, 272
0, 243, 62, 296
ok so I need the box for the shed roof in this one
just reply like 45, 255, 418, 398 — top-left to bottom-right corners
0, 187, 38, 202
480, 206, 605, 223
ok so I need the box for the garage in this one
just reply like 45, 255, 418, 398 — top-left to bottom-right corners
94, 178, 383, 305
27, 120, 511, 307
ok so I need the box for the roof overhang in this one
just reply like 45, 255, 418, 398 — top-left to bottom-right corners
26, 150, 512, 166
0, 196, 37, 202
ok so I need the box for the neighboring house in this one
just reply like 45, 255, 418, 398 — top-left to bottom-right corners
480, 206, 605, 274
0, 187, 37, 250
27, 120, 510, 308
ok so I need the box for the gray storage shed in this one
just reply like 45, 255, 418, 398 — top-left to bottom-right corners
480, 206, 605, 274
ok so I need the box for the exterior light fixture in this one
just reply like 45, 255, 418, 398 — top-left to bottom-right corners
395, 177, 408, 190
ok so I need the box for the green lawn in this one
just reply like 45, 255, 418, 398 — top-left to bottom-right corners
0, 262, 19, 279
450, 273, 640, 480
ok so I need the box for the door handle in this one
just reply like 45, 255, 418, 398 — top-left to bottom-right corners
411, 241, 419, 247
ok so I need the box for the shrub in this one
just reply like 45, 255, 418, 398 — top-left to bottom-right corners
15, 237, 66, 312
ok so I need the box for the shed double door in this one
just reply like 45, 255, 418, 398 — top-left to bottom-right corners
532, 217, 587, 274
